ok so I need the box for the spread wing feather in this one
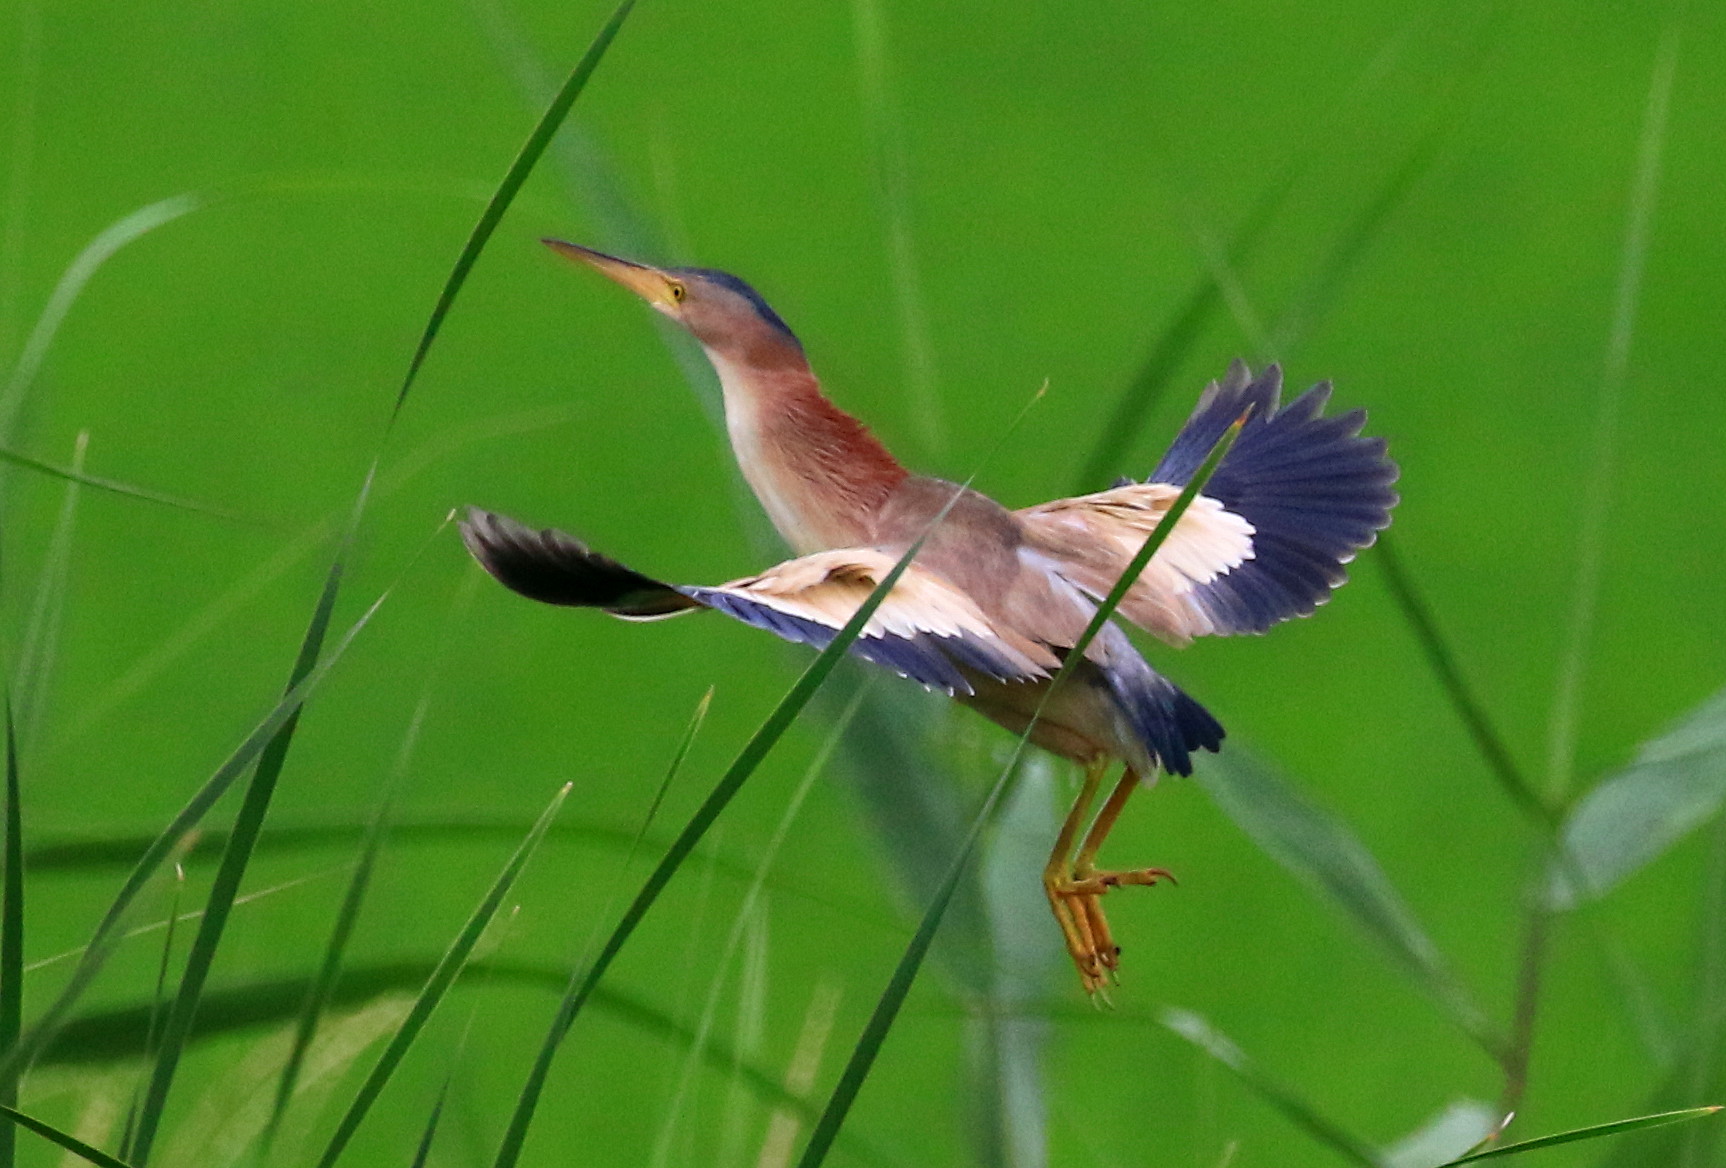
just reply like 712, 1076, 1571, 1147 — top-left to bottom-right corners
460, 509, 1053, 696
1019, 361, 1398, 644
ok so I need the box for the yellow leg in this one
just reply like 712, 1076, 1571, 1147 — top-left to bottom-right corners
1057, 767, 1173, 982
1042, 758, 1108, 992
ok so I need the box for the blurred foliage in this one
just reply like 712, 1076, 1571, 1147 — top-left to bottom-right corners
2, 0, 1724, 1165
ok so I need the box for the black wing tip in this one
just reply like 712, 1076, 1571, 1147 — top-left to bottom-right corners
460, 506, 692, 615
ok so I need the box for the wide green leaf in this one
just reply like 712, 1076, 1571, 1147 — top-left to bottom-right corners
1549, 686, 1726, 909
1194, 748, 1500, 1054
1160, 1008, 1383, 1168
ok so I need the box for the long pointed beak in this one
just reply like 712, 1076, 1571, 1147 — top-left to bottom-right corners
542, 239, 674, 306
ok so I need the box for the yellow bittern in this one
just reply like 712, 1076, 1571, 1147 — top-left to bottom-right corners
462, 241, 1398, 992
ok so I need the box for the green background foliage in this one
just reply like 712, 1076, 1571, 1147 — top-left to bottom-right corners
3, 0, 1723, 1165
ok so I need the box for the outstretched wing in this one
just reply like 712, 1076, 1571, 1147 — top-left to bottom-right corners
1019, 361, 1399, 645
460, 509, 1054, 695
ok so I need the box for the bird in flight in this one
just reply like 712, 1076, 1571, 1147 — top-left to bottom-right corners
462, 241, 1398, 993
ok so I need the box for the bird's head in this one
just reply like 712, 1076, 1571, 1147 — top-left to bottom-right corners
544, 240, 803, 367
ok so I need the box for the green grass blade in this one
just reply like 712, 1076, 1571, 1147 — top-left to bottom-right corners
119, 863, 186, 1162
127, 550, 348, 1165
1267, 124, 1445, 356
1439, 1107, 1720, 1165
792, 760, 1022, 1168
0, 697, 21, 1168
825, 675, 1015, 995
129, 498, 450, 1161
12, 432, 87, 751
1195, 747, 1502, 1055
258, 760, 396, 1157
406, 1081, 449, 1168
262, 576, 479, 1154
795, 414, 1246, 1168
486, 537, 928, 1168
141, 6, 643, 1139
22, 819, 893, 931
1544, 24, 1680, 805
849, 0, 943, 457
0, 583, 393, 1089
387, 0, 636, 419
37, 961, 895, 1166
0, 444, 252, 525
485, 387, 1048, 1168
312, 782, 572, 1168
1548, 685, 1726, 909
0, 1105, 136, 1168
1067, 13, 1427, 492
650, 689, 856, 1165
1072, 183, 1284, 492
1374, 535, 1550, 827
1161, 1008, 1385, 1168
0, 194, 202, 440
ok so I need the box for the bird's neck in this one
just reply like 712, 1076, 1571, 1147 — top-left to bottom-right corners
706, 349, 907, 554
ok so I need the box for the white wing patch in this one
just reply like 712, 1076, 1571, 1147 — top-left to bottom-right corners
1019, 484, 1257, 644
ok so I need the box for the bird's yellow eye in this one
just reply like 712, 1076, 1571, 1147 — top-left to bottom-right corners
667, 281, 687, 303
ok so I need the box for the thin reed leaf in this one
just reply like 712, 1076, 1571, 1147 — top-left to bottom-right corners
486, 387, 1050, 1168
0, 697, 20, 1168
136, 7, 639, 1138
262, 574, 480, 1154
795, 413, 1246, 1168
651, 690, 858, 1167
389, 0, 636, 417
13, 432, 86, 752
1439, 1107, 1720, 1165
130, 511, 396, 1164
313, 781, 572, 1168
0, 194, 202, 440
1073, 186, 1284, 493
0, 1105, 135, 1168
850, 0, 943, 456
36, 961, 894, 1165
119, 862, 186, 1163
0, 582, 394, 1089
258, 758, 396, 1156
1194, 747, 1501, 1054
1267, 125, 1445, 356
1069, 13, 1429, 492
406, 1082, 450, 1168
488, 527, 931, 1168
21, 820, 878, 921
1375, 535, 1548, 826
1161, 1008, 1384, 1168
1544, 24, 1680, 804
793, 764, 1021, 1168
1548, 685, 1726, 909
0, 445, 251, 525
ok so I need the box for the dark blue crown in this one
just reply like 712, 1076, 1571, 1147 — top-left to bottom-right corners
672, 267, 802, 349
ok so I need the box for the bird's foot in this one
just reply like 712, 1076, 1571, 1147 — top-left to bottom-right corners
1044, 866, 1174, 995
1060, 866, 1176, 897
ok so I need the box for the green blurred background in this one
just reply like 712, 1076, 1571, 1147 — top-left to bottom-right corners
4, 0, 1724, 1164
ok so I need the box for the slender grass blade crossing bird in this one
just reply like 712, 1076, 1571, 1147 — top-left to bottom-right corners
462, 241, 1398, 993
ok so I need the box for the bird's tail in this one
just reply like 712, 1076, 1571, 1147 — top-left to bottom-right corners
1093, 623, 1224, 777
459, 508, 699, 619
1147, 361, 1399, 634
